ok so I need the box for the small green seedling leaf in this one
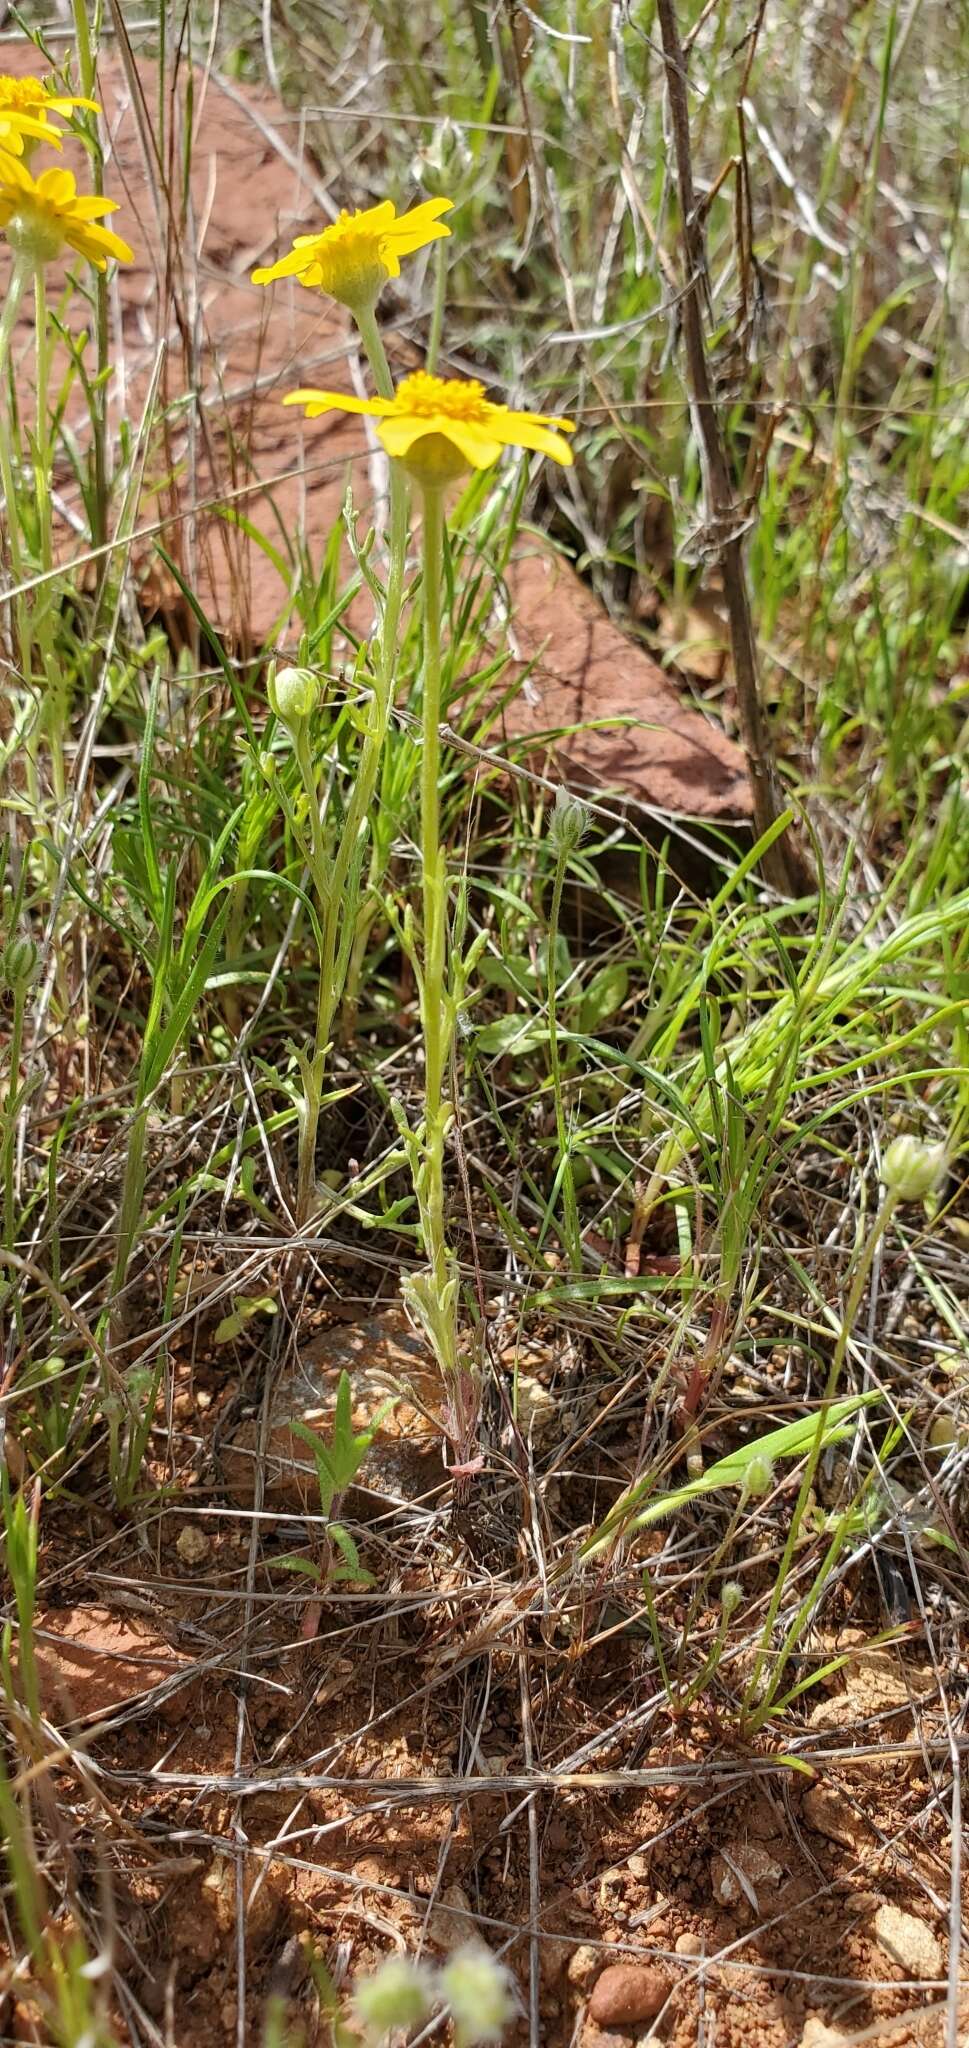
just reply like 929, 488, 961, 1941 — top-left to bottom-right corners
289, 1372, 395, 1516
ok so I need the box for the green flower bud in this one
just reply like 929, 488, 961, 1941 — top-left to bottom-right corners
268, 664, 319, 726
548, 785, 589, 857
1, 934, 40, 991
720, 1580, 743, 1617
440, 1945, 519, 2047
882, 1134, 947, 1202
741, 1452, 775, 1500
353, 1956, 435, 2041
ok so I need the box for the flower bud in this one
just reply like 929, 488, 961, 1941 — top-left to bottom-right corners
1, 933, 40, 991
268, 664, 318, 726
720, 1579, 743, 1617
353, 1956, 435, 2041
882, 1134, 947, 1202
741, 1452, 775, 1500
548, 785, 588, 857
440, 1945, 519, 2047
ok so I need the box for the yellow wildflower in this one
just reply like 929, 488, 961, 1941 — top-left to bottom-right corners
284, 368, 575, 488
252, 197, 452, 313
0, 71, 99, 156
0, 159, 133, 271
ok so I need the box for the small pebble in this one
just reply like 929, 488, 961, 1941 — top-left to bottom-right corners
175, 1524, 210, 1568
589, 1963, 670, 2026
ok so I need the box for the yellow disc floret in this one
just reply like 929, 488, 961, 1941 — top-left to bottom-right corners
252, 197, 453, 314
285, 368, 575, 488
0, 159, 133, 272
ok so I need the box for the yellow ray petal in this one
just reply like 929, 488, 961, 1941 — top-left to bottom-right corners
283, 388, 392, 419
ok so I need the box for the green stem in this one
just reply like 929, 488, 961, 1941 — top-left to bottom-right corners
2, 983, 26, 1253
291, 299, 410, 1224
417, 484, 454, 1324
33, 268, 53, 576
0, 263, 27, 579
547, 851, 580, 1265
354, 300, 396, 401
0, 261, 41, 820
741, 1187, 899, 1729
72, 0, 110, 564
425, 239, 449, 375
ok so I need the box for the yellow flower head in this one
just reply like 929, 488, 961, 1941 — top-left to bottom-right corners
0, 159, 132, 271
284, 368, 575, 489
0, 71, 100, 156
252, 197, 453, 313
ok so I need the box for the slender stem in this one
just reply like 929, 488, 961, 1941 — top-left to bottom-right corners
546, 851, 580, 1264
2, 983, 26, 1253
33, 269, 53, 575
425, 239, 449, 375
72, 0, 110, 564
418, 484, 453, 1314
0, 261, 28, 584
353, 300, 396, 401
290, 462, 409, 1223
0, 261, 40, 819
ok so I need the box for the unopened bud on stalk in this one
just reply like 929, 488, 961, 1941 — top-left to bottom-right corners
548, 785, 589, 857
440, 1946, 520, 2047
1, 934, 40, 991
881, 1134, 947, 1203
353, 1956, 435, 2041
741, 1452, 775, 1500
268, 663, 319, 727
720, 1580, 743, 1617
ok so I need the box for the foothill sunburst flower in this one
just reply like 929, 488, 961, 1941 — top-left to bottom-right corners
283, 368, 575, 487
251, 196, 453, 313
0, 159, 132, 271
0, 71, 99, 155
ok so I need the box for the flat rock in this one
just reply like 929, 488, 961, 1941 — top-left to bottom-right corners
25, 1606, 188, 1725
709, 1837, 785, 1909
498, 546, 751, 823
871, 1903, 943, 1980
802, 1784, 867, 1853
223, 1307, 443, 1511
588, 1962, 670, 2026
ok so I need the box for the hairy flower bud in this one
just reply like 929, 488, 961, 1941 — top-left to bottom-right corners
881, 1134, 947, 1203
741, 1452, 775, 1500
548, 785, 588, 857
1, 933, 40, 991
353, 1956, 435, 2041
440, 1946, 519, 2047
720, 1580, 743, 1617
268, 663, 319, 726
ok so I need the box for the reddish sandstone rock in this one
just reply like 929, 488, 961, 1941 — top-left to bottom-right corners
588, 1962, 671, 2026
